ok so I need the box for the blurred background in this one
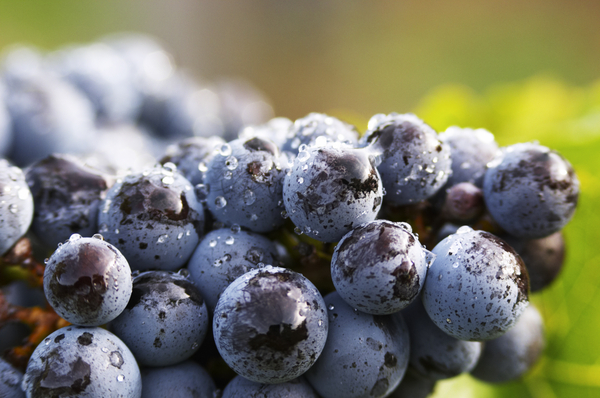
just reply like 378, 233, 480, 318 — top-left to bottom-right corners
1, 1, 599, 397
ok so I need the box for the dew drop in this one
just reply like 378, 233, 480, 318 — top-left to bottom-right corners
225, 236, 235, 245
69, 234, 82, 242
297, 150, 310, 162
157, 234, 168, 244
297, 177, 304, 184
162, 175, 174, 185
230, 224, 241, 233
177, 232, 184, 240
117, 375, 125, 382
198, 162, 208, 172
92, 233, 104, 240
243, 189, 256, 205
219, 144, 232, 157
318, 319, 324, 327
215, 196, 227, 208
446, 318, 452, 324
101, 347, 108, 353
250, 213, 258, 221
456, 226, 473, 235
8, 204, 17, 214
328, 304, 335, 311
225, 156, 238, 170
163, 162, 177, 173
223, 171, 232, 180
294, 226, 303, 235
209, 239, 217, 247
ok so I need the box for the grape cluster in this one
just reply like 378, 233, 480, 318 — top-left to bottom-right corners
0, 34, 579, 398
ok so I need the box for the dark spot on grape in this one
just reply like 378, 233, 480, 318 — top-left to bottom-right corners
77, 332, 93, 346
370, 378, 389, 396
54, 334, 65, 343
384, 352, 397, 368
153, 337, 162, 348
243, 137, 278, 156
139, 242, 147, 250
35, 354, 91, 396
248, 320, 309, 354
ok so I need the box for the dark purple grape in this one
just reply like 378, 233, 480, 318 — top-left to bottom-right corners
213, 266, 328, 384
483, 142, 579, 239
26, 154, 112, 249
504, 231, 565, 292
43, 234, 133, 326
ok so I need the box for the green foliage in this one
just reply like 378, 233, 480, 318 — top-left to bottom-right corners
412, 76, 600, 398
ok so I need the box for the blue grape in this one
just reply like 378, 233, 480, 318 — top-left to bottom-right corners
283, 144, 383, 242
140, 361, 217, 398
239, 117, 292, 149
22, 326, 142, 398
222, 375, 318, 398
187, 227, 281, 311
138, 71, 224, 139
97, 164, 204, 271
440, 182, 485, 222
331, 220, 430, 314
214, 78, 274, 141
160, 135, 225, 186
26, 154, 111, 249
110, 271, 209, 367
213, 266, 328, 384
387, 369, 436, 398
5, 75, 97, 167
43, 234, 133, 327
0, 357, 25, 398
483, 142, 579, 239
471, 304, 545, 383
305, 292, 410, 398
282, 113, 359, 155
204, 137, 287, 233
0, 160, 33, 256
362, 113, 452, 206
503, 231, 565, 292
86, 124, 157, 175
49, 42, 141, 124
438, 126, 499, 187
422, 226, 530, 341
402, 298, 482, 380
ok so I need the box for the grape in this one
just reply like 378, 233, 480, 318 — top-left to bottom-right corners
361, 113, 451, 206
49, 42, 141, 123
471, 304, 545, 382
402, 299, 483, 380
140, 361, 217, 398
0, 160, 34, 256
5, 74, 97, 167
421, 226, 530, 341
204, 137, 287, 233
483, 142, 579, 239
0, 357, 25, 398
282, 113, 359, 155
110, 271, 209, 367
283, 143, 383, 242
387, 369, 436, 398
187, 227, 281, 311
213, 266, 328, 384
43, 234, 133, 326
438, 126, 499, 187
504, 231, 565, 292
214, 78, 274, 141
85, 124, 158, 175
97, 164, 204, 271
22, 326, 142, 398
331, 220, 430, 314
239, 117, 292, 149
222, 375, 318, 398
160, 135, 225, 186
26, 154, 112, 249
138, 70, 223, 139
305, 292, 410, 398
440, 182, 485, 222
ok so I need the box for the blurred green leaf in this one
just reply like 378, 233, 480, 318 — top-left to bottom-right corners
414, 76, 600, 398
